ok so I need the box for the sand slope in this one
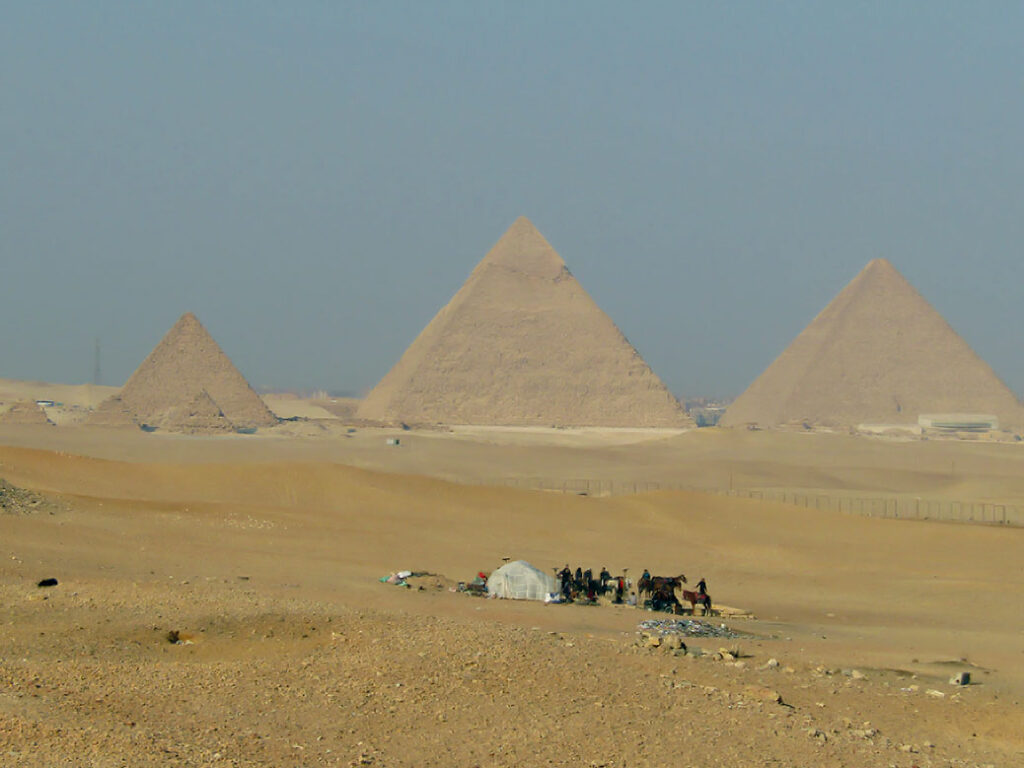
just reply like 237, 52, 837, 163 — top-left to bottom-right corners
1, 443, 1023, 766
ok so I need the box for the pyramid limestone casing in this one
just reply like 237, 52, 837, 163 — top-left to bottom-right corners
119, 313, 277, 430
357, 217, 692, 427
0, 400, 54, 426
721, 259, 1023, 430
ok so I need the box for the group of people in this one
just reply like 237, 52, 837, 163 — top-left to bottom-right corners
554, 564, 711, 613
556, 565, 629, 603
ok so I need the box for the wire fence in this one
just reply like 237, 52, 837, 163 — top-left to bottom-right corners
477, 477, 1024, 526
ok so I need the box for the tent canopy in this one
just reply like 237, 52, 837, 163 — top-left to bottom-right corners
486, 560, 557, 601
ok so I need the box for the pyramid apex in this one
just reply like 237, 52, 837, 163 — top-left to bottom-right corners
176, 311, 202, 326
863, 257, 897, 272
481, 217, 567, 279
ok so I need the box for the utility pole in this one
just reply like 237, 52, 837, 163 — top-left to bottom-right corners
93, 338, 102, 386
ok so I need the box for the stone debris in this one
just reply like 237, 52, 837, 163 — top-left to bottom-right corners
637, 618, 748, 641
949, 671, 971, 686
0, 478, 54, 515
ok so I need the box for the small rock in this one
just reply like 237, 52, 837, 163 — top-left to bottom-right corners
850, 669, 866, 680
925, 689, 945, 698
899, 744, 919, 753
949, 671, 970, 686
744, 685, 783, 704
37, 578, 58, 588
662, 634, 685, 651
762, 658, 780, 669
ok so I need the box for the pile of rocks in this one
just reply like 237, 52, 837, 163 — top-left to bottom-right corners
637, 618, 748, 641
0, 478, 51, 515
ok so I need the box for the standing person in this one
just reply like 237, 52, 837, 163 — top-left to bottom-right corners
599, 566, 611, 594
559, 565, 572, 598
574, 566, 583, 591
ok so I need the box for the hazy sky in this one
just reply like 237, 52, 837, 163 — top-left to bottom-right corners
2, 2, 1022, 398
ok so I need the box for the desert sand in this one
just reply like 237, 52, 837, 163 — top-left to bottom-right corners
2, 417, 1023, 767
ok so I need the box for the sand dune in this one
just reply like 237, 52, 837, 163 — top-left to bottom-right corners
3, 429, 1024, 766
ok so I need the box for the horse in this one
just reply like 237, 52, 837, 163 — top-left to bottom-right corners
649, 583, 684, 614
637, 573, 687, 603
681, 589, 712, 616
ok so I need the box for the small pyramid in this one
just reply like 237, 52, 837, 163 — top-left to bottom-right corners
84, 396, 140, 429
722, 259, 1023, 430
358, 217, 692, 427
163, 389, 236, 434
0, 400, 55, 426
119, 313, 277, 431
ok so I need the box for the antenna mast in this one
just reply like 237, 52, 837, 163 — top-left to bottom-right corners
93, 338, 102, 386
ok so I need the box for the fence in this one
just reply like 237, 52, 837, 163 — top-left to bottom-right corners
476, 477, 1024, 527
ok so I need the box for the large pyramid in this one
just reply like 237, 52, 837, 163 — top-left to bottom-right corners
721, 259, 1023, 430
118, 312, 277, 431
357, 217, 692, 427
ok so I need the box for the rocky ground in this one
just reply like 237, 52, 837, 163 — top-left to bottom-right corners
0, 573, 1016, 768
0, 478, 58, 516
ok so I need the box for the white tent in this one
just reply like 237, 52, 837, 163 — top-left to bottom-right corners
486, 560, 557, 601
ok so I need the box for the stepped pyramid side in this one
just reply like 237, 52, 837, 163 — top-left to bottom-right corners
162, 389, 236, 434
722, 259, 1023, 430
358, 217, 692, 427
119, 313, 277, 430
0, 400, 55, 426
84, 396, 140, 429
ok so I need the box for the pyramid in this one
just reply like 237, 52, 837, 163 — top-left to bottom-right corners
163, 389, 236, 434
357, 217, 692, 427
118, 312, 277, 431
0, 400, 54, 426
721, 259, 1023, 430
84, 396, 140, 429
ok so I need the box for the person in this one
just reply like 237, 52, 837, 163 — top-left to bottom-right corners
559, 565, 572, 597
614, 576, 625, 604
574, 567, 583, 590
641, 569, 650, 581
696, 577, 707, 596
599, 567, 611, 593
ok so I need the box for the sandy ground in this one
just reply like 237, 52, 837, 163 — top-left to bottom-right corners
2, 421, 1024, 767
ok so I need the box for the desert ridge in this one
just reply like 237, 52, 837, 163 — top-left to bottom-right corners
722, 258, 1024, 431
357, 217, 692, 428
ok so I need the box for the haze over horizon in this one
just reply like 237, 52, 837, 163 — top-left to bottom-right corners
3, 2, 1022, 400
